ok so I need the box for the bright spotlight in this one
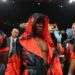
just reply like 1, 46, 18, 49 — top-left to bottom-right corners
2, 0, 7, 2
69, 0, 75, 3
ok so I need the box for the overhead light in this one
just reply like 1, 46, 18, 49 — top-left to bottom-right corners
69, 0, 75, 3
1, 0, 7, 2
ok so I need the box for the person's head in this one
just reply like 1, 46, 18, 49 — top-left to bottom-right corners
11, 28, 19, 38
0, 31, 7, 48
72, 23, 75, 37
32, 13, 45, 37
48, 24, 54, 33
20, 23, 28, 29
48, 23, 58, 33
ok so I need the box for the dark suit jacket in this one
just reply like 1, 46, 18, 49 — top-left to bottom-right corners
7, 37, 20, 56
7, 37, 11, 47
7, 37, 18, 47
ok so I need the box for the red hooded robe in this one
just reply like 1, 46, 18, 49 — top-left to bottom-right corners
19, 15, 63, 75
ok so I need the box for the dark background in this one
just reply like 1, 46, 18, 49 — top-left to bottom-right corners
0, 0, 75, 34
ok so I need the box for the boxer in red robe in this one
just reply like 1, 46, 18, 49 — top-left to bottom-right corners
19, 13, 63, 75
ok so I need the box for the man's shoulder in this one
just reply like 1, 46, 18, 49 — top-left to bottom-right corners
6, 37, 11, 43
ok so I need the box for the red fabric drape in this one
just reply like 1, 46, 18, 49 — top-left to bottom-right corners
20, 16, 32, 39
5, 54, 21, 75
52, 57, 63, 75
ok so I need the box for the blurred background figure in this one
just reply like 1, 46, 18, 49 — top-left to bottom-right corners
7, 28, 19, 54
48, 23, 62, 43
5, 28, 21, 75
67, 23, 75, 75
0, 31, 9, 75
66, 28, 73, 39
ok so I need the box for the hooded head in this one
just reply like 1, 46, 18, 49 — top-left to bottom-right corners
31, 13, 45, 37
20, 13, 53, 46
